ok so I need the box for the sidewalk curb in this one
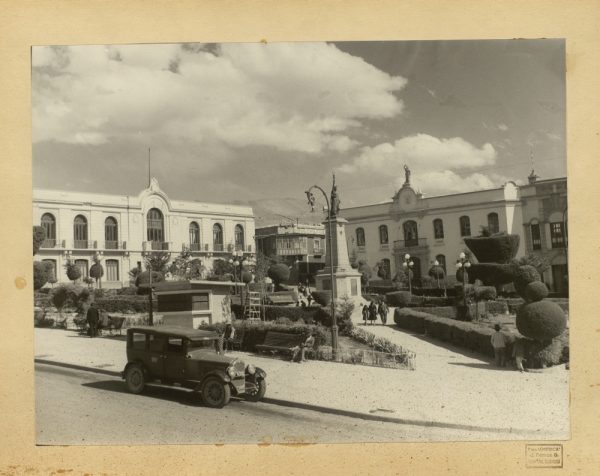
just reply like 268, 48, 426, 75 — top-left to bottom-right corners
35, 358, 537, 436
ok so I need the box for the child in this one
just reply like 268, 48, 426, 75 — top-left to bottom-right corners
512, 338, 527, 372
490, 324, 506, 367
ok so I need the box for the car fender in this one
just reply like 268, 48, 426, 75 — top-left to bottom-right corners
199, 369, 231, 388
254, 367, 267, 379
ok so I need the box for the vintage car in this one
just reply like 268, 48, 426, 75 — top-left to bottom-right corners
122, 326, 267, 408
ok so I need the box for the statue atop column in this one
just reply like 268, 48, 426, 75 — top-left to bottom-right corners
330, 173, 341, 217
403, 164, 411, 185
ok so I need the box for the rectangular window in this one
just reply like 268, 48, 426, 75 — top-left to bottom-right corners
106, 260, 119, 281
130, 332, 146, 351
192, 293, 210, 311
167, 337, 184, 354
74, 259, 88, 278
148, 335, 166, 353
531, 224, 542, 250
550, 222, 565, 248
314, 238, 321, 252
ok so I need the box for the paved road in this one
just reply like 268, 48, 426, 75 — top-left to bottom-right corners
36, 363, 505, 445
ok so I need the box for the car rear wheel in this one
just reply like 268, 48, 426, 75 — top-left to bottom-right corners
125, 364, 146, 394
245, 379, 267, 402
201, 377, 231, 408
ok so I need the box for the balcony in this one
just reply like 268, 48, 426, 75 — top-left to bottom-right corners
188, 243, 202, 252
73, 240, 97, 249
393, 238, 428, 251
41, 239, 56, 249
142, 241, 171, 251
213, 243, 224, 252
104, 240, 127, 250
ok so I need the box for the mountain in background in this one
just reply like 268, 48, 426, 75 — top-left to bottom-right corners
232, 197, 327, 228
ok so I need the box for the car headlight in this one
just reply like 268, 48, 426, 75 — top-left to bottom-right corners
246, 364, 256, 375
227, 366, 237, 378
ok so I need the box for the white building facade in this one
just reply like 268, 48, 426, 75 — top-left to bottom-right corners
33, 178, 256, 288
340, 174, 568, 292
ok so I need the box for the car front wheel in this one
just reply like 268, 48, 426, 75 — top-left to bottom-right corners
201, 377, 231, 408
245, 379, 267, 402
125, 364, 146, 394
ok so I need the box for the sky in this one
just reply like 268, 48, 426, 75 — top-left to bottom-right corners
32, 40, 566, 210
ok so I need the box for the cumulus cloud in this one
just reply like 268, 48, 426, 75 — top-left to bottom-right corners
32, 42, 406, 154
340, 134, 502, 195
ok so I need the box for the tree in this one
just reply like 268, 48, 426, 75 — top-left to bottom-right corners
144, 251, 171, 273
33, 261, 53, 290
514, 254, 550, 276
89, 256, 104, 289
463, 232, 520, 264
253, 251, 273, 282
129, 266, 141, 285
33, 226, 45, 255
65, 260, 81, 283
135, 270, 165, 294
212, 259, 235, 278
169, 249, 207, 280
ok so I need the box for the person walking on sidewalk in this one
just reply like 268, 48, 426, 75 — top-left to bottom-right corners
86, 302, 100, 338
490, 324, 506, 367
378, 299, 388, 325
369, 300, 379, 325
362, 301, 370, 325
512, 337, 528, 372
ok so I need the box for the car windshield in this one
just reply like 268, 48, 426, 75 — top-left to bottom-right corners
187, 338, 218, 351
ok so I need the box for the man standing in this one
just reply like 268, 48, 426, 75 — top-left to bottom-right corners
86, 302, 100, 338
490, 324, 506, 367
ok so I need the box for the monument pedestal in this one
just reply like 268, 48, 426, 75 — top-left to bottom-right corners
314, 216, 362, 301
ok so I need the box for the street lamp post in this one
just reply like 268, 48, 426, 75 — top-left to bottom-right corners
433, 260, 441, 290
402, 253, 414, 295
142, 252, 154, 326
455, 252, 472, 309
305, 180, 338, 356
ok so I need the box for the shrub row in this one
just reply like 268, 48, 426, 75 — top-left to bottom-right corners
231, 304, 320, 323
200, 320, 329, 352
347, 326, 414, 365
394, 308, 515, 358
94, 296, 154, 314
393, 308, 568, 367
385, 291, 455, 308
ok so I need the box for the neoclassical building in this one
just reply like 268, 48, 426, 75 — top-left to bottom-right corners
33, 178, 256, 287
340, 171, 568, 292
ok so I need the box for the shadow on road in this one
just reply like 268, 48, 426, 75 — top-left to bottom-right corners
448, 362, 514, 371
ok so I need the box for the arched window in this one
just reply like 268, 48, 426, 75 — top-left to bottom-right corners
147, 208, 164, 246
105, 217, 118, 249
213, 223, 223, 251
487, 212, 499, 234
435, 254, 447, 274
403, 220, 418, 246
189, 222, 200, 251
73, 215, 88, 249
105, 259, 119, 281
433, 218, 444, 240
41, 213, 56, 248
356, 228, 365, 247
74, 259, 88, 278
459, 216, 471, 237
235, 224, 245, 251
379, 225, 388, 245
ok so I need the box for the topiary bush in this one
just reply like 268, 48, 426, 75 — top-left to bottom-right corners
516, 300, 567, 341
524, 281, 549, 303
386, 291, 412, 307
267, 263, 290, 288
514, 265, 541, 298
311, 290, 332, 306
463, 234, 520, 263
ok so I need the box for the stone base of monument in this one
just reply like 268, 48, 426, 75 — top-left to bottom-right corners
314, 269, 363, 302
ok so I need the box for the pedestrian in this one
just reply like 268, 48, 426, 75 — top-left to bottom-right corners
369, 299, 378, 325
223, 323, 236, 351
490, 324, 506, 367
291, 333, 316, 362
512, 337, 528, 372
378, 299, 388, 325
86, 301, 100, 338
362, 301, 370, 325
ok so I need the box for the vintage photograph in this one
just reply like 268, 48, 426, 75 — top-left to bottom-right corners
32, 40, 568, 445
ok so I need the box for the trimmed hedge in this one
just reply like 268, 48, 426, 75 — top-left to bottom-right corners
94, 296, 154, 313
200, 320, 329, 352
514, 265, 541, 298
516, 301, 567, 341
311, 291, 332, 306
463, 234, 520, 263
464, 263, 517, 287
524, 281, 549, 302
231, 303, 320, 323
